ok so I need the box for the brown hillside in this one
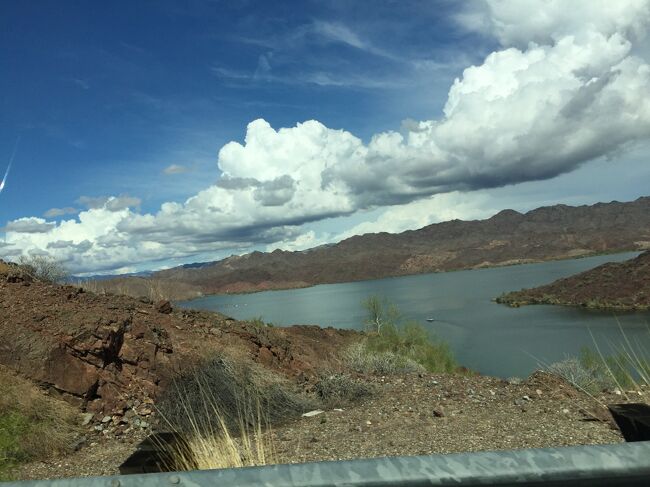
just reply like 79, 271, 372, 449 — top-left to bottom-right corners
497, 251, 650, 310
97, 197, 650, 299
0, 260, 356, 419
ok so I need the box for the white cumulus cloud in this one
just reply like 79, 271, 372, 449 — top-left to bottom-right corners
3, 1, 650, 273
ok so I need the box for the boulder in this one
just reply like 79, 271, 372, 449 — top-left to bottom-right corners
0, 276, 174, 416
155, 300, 173, 314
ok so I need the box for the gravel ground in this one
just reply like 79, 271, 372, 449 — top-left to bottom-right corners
273, 372, 632, 464
13, 432, 146, 481
13, 371, 645, 481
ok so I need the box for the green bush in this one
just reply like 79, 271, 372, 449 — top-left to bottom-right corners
346, 296, 457, 374
362, 296, 400, 334
0, 366, 80, 480
0, 412, 30, 479
249, 316, 274, 328
366, 321, 457, 373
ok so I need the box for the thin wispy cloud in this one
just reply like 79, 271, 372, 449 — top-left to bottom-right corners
163, 164, 191, 175
44, 207, 78, 218
77, 195, 141, 211
210, 66, 252, 80
310, 21, 401, 61
218, 18, 466, 90
71, 78, 90, 90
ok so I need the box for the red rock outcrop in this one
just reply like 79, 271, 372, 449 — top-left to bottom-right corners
0, 260, 357, 419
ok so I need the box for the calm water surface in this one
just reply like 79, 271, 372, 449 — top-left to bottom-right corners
178, 252, 650, 378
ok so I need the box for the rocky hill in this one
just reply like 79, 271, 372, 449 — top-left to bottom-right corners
98, 197, 650, 300
497, 250, 650, 310
0, 260, 355, 421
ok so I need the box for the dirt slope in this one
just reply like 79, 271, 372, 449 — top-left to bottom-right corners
0, 260, 356, 419
16, 372, 647, 480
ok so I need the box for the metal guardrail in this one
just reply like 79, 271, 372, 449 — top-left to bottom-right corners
9, 441, 650, 487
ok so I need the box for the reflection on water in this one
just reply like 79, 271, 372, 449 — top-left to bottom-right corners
179, 252, 650, 378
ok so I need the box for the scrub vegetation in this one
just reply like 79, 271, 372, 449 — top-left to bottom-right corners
152, 295, 459, 471
0, 366, 80, 480
155, 355, 314, 470
17, 255, 68, 284
546, 327, 649, 398
344, 296, 457, 375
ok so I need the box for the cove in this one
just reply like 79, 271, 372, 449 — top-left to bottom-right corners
178, 252, 650, 378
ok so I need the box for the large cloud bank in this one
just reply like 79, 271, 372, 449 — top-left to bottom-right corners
4, 0, 650, 273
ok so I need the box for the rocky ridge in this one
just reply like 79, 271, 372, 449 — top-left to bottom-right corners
98, 197, 650, 299
497, 250, 650, 310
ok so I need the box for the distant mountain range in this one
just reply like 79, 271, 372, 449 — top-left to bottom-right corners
70, 270, 153, 282
97, 196, 650, 300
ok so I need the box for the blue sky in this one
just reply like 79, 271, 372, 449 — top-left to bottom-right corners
1, 0, 484, 217
1, 1, 649, 274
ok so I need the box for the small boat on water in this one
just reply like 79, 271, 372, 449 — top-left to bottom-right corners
426, 318, 435, 322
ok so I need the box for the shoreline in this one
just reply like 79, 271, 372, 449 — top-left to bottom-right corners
177, 249, 642, 303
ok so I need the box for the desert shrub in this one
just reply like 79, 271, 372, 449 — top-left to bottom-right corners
546, 357, 607, 394
17, 255, 68, 284
249, 316, 273, 328
367, 321, 457, 373
355, 296, 457, 374
546, 345, 649, 394
0, 366, 80, 479
313, 373, 375, 406
344, 341, 426, 375
157, 356, 314, 436
578, 347, 636, 390
362, 295, 400, 334
582, 344, 648, 391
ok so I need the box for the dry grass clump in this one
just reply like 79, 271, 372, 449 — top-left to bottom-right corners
344, 341, 426, 375
156, 355, 315, 471
0, 366, 80, 478
545, 323, 649, 401
158, 356, 314, 433
313, 373, 375, 407
156, 384, 273, 471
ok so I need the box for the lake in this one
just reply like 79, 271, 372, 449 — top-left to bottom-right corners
178, 252, 650, 378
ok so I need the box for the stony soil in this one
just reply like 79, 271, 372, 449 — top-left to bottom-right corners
13, 371, 646, 480
274, 372, 635, 464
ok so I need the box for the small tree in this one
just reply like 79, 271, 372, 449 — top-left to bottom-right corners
358, 296, 457, 373
362, 295, 400, 334
17, 255, 68, 284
